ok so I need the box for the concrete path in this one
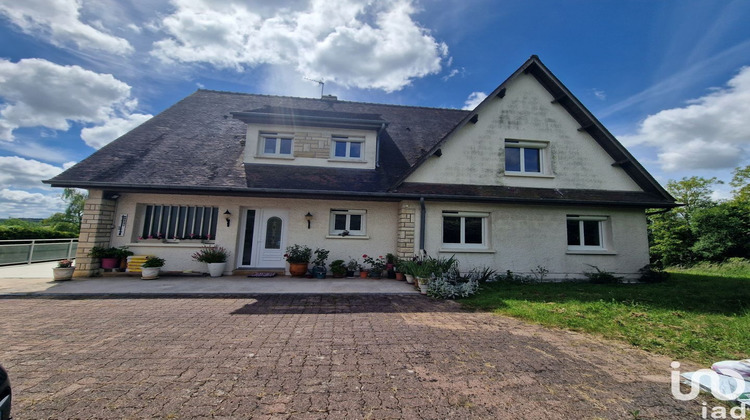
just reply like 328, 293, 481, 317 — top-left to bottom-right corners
0, 262, 418, 295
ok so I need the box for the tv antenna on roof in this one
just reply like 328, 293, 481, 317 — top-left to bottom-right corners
304, 77, 325, 97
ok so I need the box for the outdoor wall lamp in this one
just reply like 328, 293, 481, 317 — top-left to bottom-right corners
224, 210, 232, 227
305, 212, 313, 229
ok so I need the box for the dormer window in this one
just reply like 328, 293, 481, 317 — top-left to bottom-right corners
260, 132, 293, 157
331, 135, 363, 160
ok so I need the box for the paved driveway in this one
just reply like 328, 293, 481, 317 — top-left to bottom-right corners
0, 296, 700, 419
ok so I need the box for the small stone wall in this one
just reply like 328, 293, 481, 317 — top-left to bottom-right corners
397, 201, 416, 258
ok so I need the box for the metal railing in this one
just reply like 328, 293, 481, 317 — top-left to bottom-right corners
0, 238, 78, 266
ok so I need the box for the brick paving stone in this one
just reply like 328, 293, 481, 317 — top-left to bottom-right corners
0, 295, 705, 418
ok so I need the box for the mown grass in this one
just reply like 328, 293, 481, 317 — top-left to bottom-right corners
459, 264, 749, 365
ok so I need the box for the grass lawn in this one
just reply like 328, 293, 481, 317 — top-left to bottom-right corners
459, 267, 749, 365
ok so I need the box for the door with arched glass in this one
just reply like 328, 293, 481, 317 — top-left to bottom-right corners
257, 210, 288, 268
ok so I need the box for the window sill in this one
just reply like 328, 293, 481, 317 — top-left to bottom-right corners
504, 172, 555, 179
255, 155, 295, 160
128, 242, 212, 248
566, 249, 617, 255
325, 235, 370, 240
439, 248, 495, 254
327, 158, 367, 163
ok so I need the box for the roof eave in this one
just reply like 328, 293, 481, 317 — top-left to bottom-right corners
43, 180, 677, 208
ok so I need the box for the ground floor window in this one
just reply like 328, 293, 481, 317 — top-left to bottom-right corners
329, 209, 366, 236
566, 215, 607, 250
140, 205, 218, 240
442, 211, 488, 249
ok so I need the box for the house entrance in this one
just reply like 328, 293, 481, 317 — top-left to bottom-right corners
238, 209, 288, 269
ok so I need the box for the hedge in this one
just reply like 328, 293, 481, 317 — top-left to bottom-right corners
0, 226, 79, 240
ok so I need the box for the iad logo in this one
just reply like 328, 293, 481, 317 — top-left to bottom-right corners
671, 361, 748, 419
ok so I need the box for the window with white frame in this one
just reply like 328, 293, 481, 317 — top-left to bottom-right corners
260, 132, 293, 157
566, 215, 607, 250
329, 209, 366, 236
140, 205, 218, 240
331, 135, 364, 160
505, 139, 548, 174
442, 211, 489, 249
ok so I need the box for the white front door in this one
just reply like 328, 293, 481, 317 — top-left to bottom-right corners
257, 210, 288, 268
238, 209, 288, 268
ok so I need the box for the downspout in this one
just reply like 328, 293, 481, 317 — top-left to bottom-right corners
419, 197, 426, 255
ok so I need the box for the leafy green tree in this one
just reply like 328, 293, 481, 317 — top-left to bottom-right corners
61, 188, 87, 229
730, 165, 750, 204
665, 176, 721, 224
691, 201, 750, 261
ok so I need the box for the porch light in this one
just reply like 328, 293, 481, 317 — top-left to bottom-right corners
305, 212, 313, 229
224, 210, 232, 227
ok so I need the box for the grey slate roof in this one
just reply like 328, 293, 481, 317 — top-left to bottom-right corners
46, 56, 676, 208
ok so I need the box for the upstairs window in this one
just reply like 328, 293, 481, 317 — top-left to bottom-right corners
442, 211, 489, 249
329, 209, 366, 236
260, 132, 293, 157
566, 215, 607, 250
331, 135, 363, 160
505, 140, 548, 174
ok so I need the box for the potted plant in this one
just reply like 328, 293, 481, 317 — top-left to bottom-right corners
386, 253, 397, 279
345, 259, 359, 278
115, 246, 133, 270
362, 254, 386, 279
141, 256, 165, 280
285, 244, 312, 277
311, 248, 330, 279
410, 258, 435, 292
394, 259, 406, 281
330, 260, 347, 278
88, 246, 120, 270
191, 246, 230, 277
52, 259, 75, 281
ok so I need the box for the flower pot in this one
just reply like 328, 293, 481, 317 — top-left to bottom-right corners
289, 262, 308, 277
207, 262, 226, 277
141, 267, 160, 280
100, 257, 119, 269
52, 267, 74, 281
345, 270, 355, 278
396, 272, 405, 281
312, 266, 327, 279
418, 283, 428, 294
387, 269, 396, 279
369, 270, 382, 279
405, 274, 414, 284
359, 271, 368, 279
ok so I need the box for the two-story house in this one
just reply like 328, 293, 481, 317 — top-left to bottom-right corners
46, 56, 676, 279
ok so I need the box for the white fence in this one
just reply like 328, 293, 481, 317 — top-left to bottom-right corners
0, 238, 78, 266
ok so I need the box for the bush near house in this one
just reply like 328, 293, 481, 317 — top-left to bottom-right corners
460, 261, 750, 365
0, 226, 78, 240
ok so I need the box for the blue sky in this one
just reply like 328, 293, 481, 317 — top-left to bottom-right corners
1, 0, 749, 217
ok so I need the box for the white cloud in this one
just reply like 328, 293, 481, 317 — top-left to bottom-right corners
0, 188, 65, 218
592, 89, 606, 100
619, 66, 750, 171
0, 58, 148, 147
151, 0, 447, 92
462, 91, 487, 110
0, 0, 133, 55
0, 156, 66, 189
80, 113, 152, 149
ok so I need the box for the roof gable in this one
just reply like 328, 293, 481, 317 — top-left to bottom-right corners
395, 56, 674, 201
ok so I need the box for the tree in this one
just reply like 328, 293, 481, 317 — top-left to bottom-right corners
665, 176, 721, 224
690, 201, 750, 261
730, 165, 750, 204
61, 188, 87, 229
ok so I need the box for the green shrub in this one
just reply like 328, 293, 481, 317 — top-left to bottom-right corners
0, 226, 77, 240
583, 265, 623, 284
638, 264, 670, 283
142, 256, 165, 268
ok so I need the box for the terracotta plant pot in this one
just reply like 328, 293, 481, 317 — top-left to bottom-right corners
396, 272, 405, 281
359, 271, 368, 279
289, 262, 308, 277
